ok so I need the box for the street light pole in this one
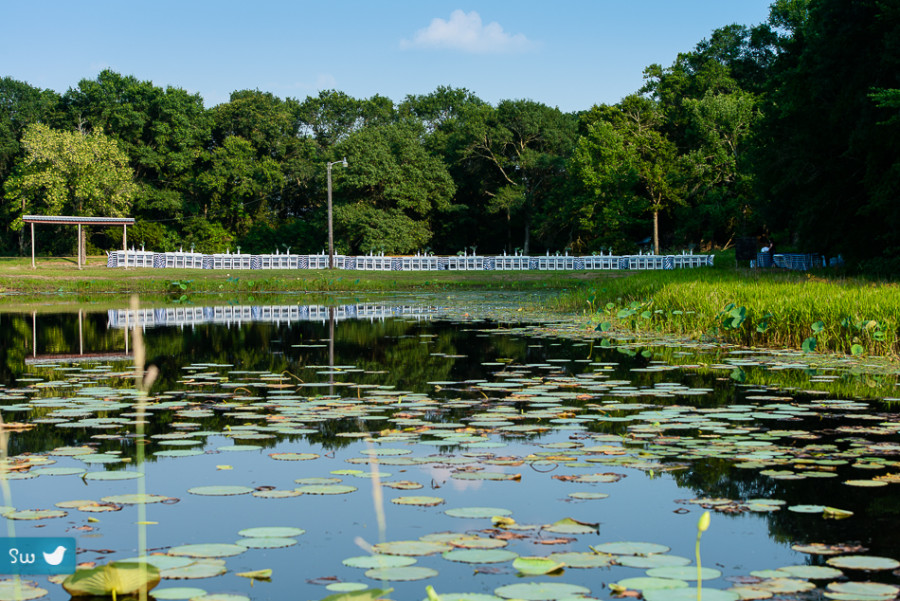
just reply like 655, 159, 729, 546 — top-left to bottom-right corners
326, 157, 348, 269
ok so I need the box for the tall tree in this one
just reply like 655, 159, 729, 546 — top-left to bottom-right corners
333, 122, 455, 254
576, 97, 683, 254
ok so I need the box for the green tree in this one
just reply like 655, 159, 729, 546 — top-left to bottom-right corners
577, 97, 683, 254
196, 135, 283, 239
463, 100, 577, 253
333, 122, 455, 254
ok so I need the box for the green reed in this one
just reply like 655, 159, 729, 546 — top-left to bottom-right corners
561, 269, 899, 357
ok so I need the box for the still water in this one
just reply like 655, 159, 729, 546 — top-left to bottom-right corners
0, 300, 899, 601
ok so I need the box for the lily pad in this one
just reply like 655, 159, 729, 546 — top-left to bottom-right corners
62, 561, 160, 598
101, 494, 174, 505
512, 557, 565, 575
343, 555, 417, 569
442, 549, 518, 564
445, 507, 512, 519
777, 564, 843, 579
364, 566, 438, 581
371, 541, 451, 556
547, 551, 614, 568
235, 537, 296, 549
542, 517, 598, 534
494, 581, 591, 600
643, 588, 739, 601
152, 587, 208, 599
0, 579, 48, 600
161, 559, 228, 580
826, 555, 900, 571
237, 526, 305, 538
295, 484, 357, 495
5, 509, 67, 520
391, 496, 445, 507
590, 541, 670, 556
616, 576, 689, 591
646, 566, 722, 580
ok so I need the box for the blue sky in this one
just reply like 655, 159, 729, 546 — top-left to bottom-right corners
2, 1, 774, 113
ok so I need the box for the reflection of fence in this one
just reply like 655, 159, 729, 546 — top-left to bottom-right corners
108, 250, 714, 271
107, 303, 440, 329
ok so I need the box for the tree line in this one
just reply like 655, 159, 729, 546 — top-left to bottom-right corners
1, 0, 897, 272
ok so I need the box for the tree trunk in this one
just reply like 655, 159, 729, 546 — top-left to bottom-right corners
653, 210, 660, 255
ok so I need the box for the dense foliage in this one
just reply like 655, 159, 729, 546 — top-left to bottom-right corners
1, 0, 896, 272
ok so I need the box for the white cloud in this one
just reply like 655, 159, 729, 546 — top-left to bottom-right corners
402, 10, 535, 54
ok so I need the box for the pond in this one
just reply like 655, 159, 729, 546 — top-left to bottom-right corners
0, 297, 899, 601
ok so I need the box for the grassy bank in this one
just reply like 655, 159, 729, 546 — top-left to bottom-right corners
557, 267, 899, 357
0, 256, 616, 295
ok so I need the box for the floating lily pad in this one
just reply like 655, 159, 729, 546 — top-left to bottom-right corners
6, 509, 67, 520
237, 527, 305, 538
62, 562, 160, 598
101, 494, 174, 505
343, 555, 417, 569
512, 557, 565, 575
494, 581, 591, 600
616, 576, 689, 591
391, 496, 444, 507
364, 566, 438, 581
188, 485, 253, 496
167, 544, 246, 558
0, 579, 48, 600
30, 467, 86, 476
826, 555, 900, 571
152, 587, 208, 599
778, 565, 843, 579
269, 453, 319, 461
295, 484, 357, 495
252, 489, 302, 498
326, 582, 369, 593
445, 507, 512, 519
616, 554, 691, 569
371, 541, 451, 556
643, 588, 739, 601
235, 537, 296, 549
567, 492, 609, 500
160, 559, 228, 580
826, 581, 900, 598
590, 541, 670, 556
787, 504, 827, 513
83, 471, 143, 481
542, 517, 598, 534
442, 549, 518, 564
646, 566, 721, 580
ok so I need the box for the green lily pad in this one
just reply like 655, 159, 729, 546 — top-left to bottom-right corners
30, 467, 86, 476
826, 555, 900, 571
188, 485, 253, 496
0, 579, 48, 600
590, 541, 670, 556
787, 504, 827, 513
391, 496, 444, 507
512, 557, 565, 575
62, 561, 160, 597
269, 453, 319, 461
643, 588, 739, 601
100, 494, 174, 505
83, 471, 143, 481
152, 587, 208, 599
160, 559, 228, 580
6, 509, 67, 520
826, 582, 900, 598
542, 517, 598, 534
548, 551, 614, 568
646, 566, 721, 580
326, 583, 369, 592
343, 555, 417, 569
234, 537, 296, 549
445, 507, 512, 519
616, 576, 689, 591
295, 484, 357, 495
567, 492, 609, 500
442, 549, 518, 564
252, 489, 303, 498
371, 541, 451, 556
778, 565, 843, 579
167, 544, 246, 558
494, 581, 591, 600
364, 566, 438, 581
237, 527, 306, 538
294, 477, 342, 485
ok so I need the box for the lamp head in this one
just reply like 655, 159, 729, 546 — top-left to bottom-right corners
342, 157, 348, 168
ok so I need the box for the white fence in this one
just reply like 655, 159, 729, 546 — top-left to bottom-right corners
108, 250, 713, 272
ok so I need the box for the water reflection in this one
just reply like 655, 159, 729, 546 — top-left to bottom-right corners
0, 302, 899, 600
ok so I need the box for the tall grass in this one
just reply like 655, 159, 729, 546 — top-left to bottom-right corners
561, 269, 899, 357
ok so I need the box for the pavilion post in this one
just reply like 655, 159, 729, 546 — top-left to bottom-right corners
77, 224, 82, 269
31, 222, 35, 269
123, 224, 127, 270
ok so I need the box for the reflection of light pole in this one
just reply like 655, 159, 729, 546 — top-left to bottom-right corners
326, 157, 348, 269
